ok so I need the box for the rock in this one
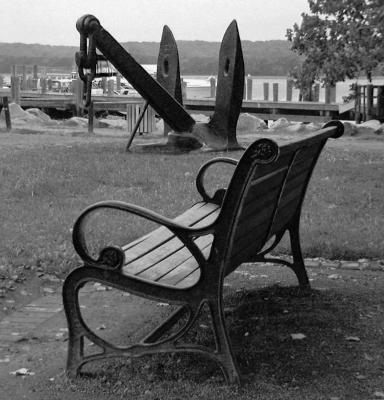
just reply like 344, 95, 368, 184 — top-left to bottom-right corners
342, 121, 358, 136
236, 113, 267, 132
92, 119, 109, 129
191, 113, 210, 123
305, 122, 322, 131
0, 103, 41, 123
10, 368, 35, 376
291, 333, 306, 340
155, 118, 164, 132
63, 117, 89, 127
26, 108, 51, 122
355, 119, 381, 136
0, 103, 27, 119
361, 119, 381, 129
99, 118, 127, 130
374, 123, 384, 135
340, 261, 360, 270
284, 122, 307, 133
345, 336, 360, 342
269, 117, 290, 130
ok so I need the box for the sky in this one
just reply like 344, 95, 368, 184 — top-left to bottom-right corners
1, 0, 309, 45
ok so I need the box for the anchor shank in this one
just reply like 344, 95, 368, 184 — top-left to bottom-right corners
78, 16, 195, 133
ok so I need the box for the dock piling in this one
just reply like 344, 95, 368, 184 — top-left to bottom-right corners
246, 75, 252, 100
263, 82, 269, 100
2, 96, 12, 131
272, 83, 278, 101
286, 79, 293, 101
88, 101, 94, 134
209, 77, 216, 98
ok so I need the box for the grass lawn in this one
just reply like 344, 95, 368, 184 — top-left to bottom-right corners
0, 134, 383, 281
0, 133, 383, 399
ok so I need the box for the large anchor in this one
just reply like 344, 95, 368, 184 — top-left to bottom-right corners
75, 14, 244, 151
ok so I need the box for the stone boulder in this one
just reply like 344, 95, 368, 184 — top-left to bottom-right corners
99, 118, 127, 129
0, 103, 41, 124
63, 117, 89, 127
374, 123, 384, 135
342, 121, 358, 136
305, 122, 323, 131
236, 113, 267, 132
155, 118, 164, 132
355, 119, 381, 136
63, 116, 109, 128
191, 114, 210, 123
26, 108, 52, 122
284, 122, 308, 133
269, 118, 291, 130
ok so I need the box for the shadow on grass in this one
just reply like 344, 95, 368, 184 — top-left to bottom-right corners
77, 284, 382, 388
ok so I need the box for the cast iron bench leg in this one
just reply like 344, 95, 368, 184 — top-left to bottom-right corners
63, 270, 86, 378
289, 220, 310, 289
208, 298, 242, 384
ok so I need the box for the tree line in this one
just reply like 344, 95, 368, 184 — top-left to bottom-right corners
0, 40, 301, 76
287, 0, 384, 100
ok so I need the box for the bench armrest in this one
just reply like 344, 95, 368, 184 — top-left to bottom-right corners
196, 157, 238, 204
72, 200, 214, 269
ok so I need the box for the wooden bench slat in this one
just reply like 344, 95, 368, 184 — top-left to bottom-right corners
292, 145, 320, 162
159, 246, 212, 287
241, 186, 281, 221
136, 235, 213, 281
249, 166, 288, 188
229, 231, 269, 267
175, 269, 201, 288
234, 204, 275, 242
123, 202, 217, 252
121, 202, 206, 252
271, 193, 304, 234
229, 159, 317, 266
251, 151, 293, 177
283, 165, 313, 194
122, 202, 219, 264
122, 209, 219, 276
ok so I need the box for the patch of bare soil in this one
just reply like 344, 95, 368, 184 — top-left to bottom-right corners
0, 265, 383, 399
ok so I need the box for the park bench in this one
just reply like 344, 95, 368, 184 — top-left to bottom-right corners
63, 120, 344, 384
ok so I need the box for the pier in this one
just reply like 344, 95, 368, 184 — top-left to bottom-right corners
0, 88, 349, 124
0, 66, 363, 126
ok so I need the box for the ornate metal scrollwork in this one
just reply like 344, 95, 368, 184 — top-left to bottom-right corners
250, 138, 279, 164
97, 246, 125, 270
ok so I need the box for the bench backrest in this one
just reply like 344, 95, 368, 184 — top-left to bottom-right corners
211, 121, 343, 276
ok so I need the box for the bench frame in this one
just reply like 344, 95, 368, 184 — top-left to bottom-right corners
63, 121, 344, 384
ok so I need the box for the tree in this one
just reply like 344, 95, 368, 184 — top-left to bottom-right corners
287, 0, 384, 88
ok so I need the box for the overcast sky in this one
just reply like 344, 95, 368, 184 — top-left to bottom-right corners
2, 0, 309, 45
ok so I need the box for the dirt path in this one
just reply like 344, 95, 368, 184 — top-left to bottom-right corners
1, 264, 384, 399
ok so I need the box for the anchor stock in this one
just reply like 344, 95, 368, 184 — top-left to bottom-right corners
75, 14, 244, 151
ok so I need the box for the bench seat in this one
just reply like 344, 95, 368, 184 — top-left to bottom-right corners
121, 201, 218, 288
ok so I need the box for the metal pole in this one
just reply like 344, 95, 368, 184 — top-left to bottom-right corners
88, 101, 94, 134
3, 97, 12, 131
125, 100, 150, 151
